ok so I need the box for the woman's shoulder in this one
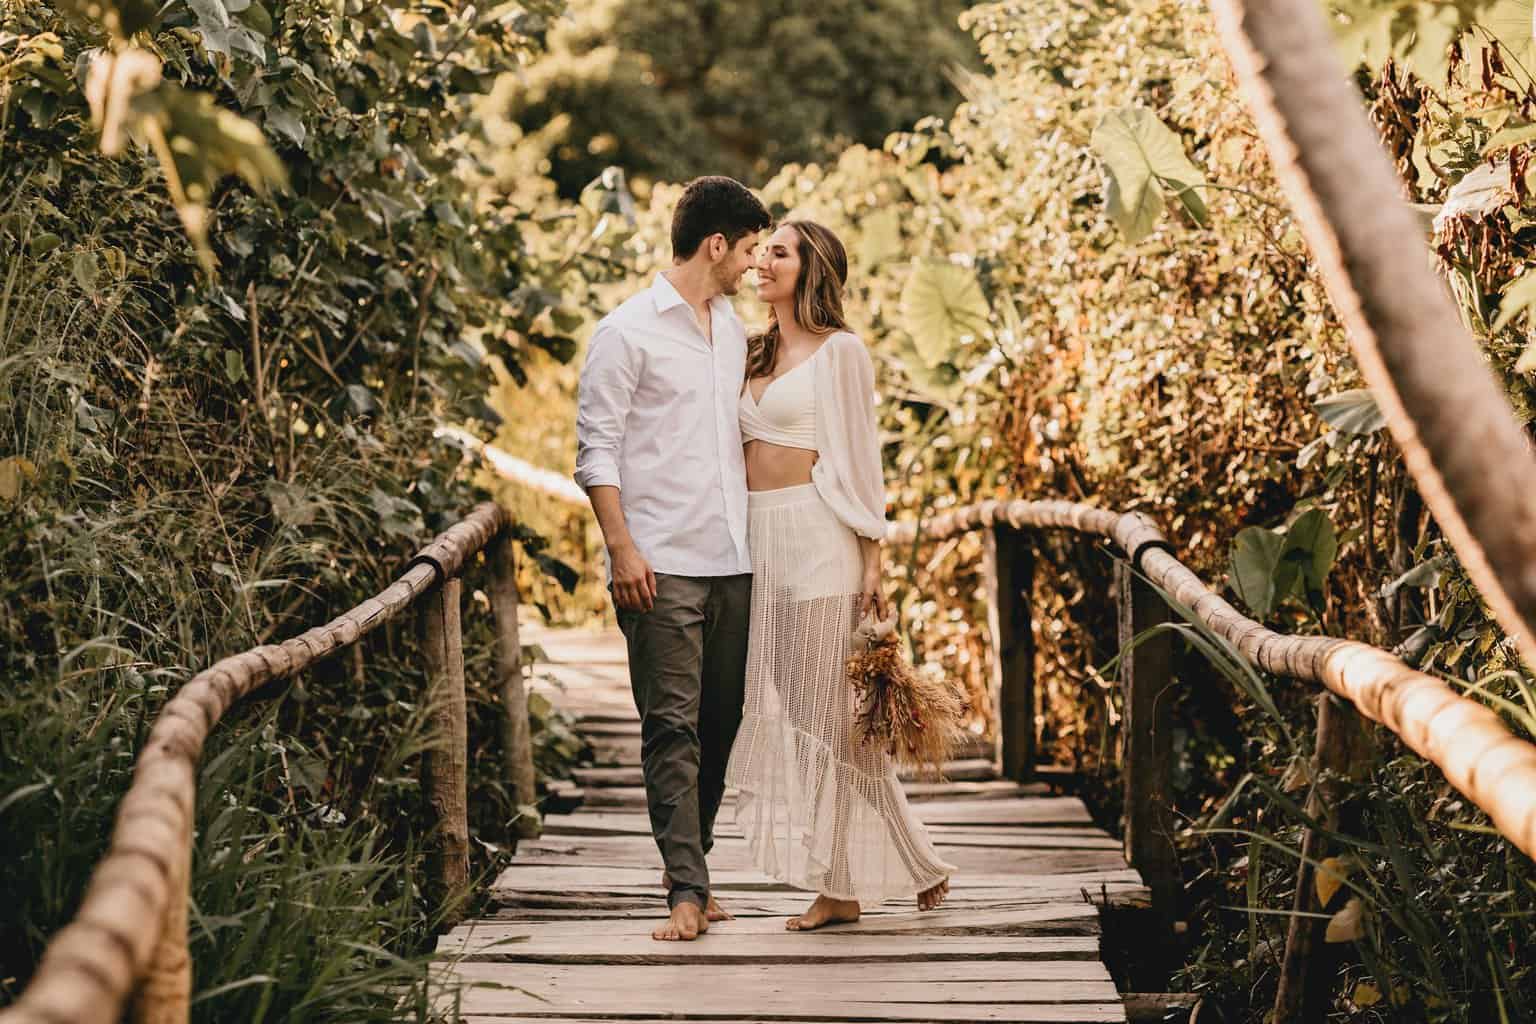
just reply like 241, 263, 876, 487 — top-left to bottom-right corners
817, 329, 869, 362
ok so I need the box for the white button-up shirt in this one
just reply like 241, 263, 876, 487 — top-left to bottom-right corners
574, 274, 751, 577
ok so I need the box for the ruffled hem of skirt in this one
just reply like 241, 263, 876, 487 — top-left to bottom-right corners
726, 713, 954, 905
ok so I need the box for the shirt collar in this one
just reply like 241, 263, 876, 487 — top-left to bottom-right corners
651, 273, 689, 314
652, 272, 729, 318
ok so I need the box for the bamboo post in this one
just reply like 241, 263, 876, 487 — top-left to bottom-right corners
1116, 558, 1179, 934
1273, 692, 1373, 1021
488, 531, 538, 841
419, 575, 470, 923
984, 523, 1036, 781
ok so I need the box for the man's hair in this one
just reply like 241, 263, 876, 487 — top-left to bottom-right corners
671, 176, 771, 260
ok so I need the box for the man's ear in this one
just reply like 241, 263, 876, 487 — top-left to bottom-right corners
708, 233, 728, 261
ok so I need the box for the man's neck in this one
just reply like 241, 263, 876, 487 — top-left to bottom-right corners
663, 264, 720, 322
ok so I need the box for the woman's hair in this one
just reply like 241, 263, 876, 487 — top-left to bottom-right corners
746, 220, 850, 380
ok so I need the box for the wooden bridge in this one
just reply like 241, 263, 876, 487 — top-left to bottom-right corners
436, 623, 1146, 1024
14, 1, 1536, 1021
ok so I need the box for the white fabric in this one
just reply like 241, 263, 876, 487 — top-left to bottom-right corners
740, 355, 817, 451
726, 483, 955, 904
811, 332, 889, 541
574, 274, 751, 577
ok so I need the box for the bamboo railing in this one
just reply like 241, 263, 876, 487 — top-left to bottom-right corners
0, 502, 533, 1024
891, 496, 1536, 1016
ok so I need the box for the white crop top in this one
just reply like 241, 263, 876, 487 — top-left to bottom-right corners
740, 354, 817, 451
737, 332, 890, 541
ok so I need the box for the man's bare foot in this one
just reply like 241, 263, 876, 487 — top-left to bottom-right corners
786, 894, 861, 931
918, 877, 950, 911
652, 900, 709, 941
661, 872, 733, 921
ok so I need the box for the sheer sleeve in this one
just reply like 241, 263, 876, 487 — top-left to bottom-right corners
812, 332, 889, 541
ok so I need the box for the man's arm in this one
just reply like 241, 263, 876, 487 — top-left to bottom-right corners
586, 485, 657, 611
574, 325, 656, 611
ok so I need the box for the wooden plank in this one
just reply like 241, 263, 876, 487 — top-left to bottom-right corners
511, 841, 1126, 877
492, 863, 1141, 893
572, 760, 1012, 790
437, 925, 1102, 963
461, 903, 1100, 935
451, 960, 1114, 985
487, 904, 1102, 932
461, 1009, 1125, 1024
543, 797, 1094, 837
453, 982, 1123, 1019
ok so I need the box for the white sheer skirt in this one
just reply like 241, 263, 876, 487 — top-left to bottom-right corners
726, 483, 955, 904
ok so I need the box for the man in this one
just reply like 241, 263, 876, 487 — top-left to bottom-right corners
574, 176, 771, 941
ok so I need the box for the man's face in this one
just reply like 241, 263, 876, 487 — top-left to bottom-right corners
711, 232, 762, 296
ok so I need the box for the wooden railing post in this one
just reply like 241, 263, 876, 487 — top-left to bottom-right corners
420, 575, 470, 923
488, 532, 538, 841
1116, 558, 1179, 933
984, 523, 1036, 781
1273, 692, 1372, 1021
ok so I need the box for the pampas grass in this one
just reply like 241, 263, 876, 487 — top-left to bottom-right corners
846, 613, 967, 778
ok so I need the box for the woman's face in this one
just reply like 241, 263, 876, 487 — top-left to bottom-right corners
754, 225, 802, 305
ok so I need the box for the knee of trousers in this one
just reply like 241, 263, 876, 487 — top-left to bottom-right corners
640, 712, 701, 761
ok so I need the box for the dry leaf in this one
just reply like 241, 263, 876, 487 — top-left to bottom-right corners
1325, 896, 1365, 943
1352, 981, 1382, 1007
1314, 855, 1354, 908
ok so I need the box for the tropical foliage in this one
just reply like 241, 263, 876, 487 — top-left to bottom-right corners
0, 0, 594, 1014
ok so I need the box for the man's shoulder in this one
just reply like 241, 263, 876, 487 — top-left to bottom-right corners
600, 287, 661, 332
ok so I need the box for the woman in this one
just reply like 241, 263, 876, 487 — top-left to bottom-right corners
725, 220, 954, 931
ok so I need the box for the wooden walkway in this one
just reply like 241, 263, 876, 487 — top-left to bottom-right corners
438, 624, 1145, 1023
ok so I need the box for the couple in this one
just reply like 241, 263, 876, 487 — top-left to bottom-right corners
574, 176, 954, 942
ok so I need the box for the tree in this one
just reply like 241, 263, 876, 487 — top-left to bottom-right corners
492, 0, 980, 195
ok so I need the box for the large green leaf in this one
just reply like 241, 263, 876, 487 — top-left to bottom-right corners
899, 261, 990, 368
1278, 508, 1338, 602
890, 332, 967, 403
1091, 106, 1207, 243
1231, 527, 1285, 618
1230, 509, 1338, 617
857, 207, 904, 268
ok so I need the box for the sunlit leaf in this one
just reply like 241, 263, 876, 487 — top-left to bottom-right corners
1091, 106, 1207, 242
1314, 389, 1386, 434
899, 261, 990, 368
1315, 855, 1355, 908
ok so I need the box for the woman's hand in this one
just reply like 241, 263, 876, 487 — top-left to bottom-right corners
856, 567, 889, 624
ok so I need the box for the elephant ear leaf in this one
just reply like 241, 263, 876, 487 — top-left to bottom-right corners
899, 261, 990, 369
1092, 106, 1208, 242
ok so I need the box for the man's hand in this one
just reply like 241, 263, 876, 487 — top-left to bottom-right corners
611, 542, 657, 612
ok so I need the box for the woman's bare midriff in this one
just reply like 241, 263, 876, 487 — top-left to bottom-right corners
744, 439, 818, 491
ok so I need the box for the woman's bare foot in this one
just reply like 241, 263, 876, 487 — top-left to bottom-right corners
918, 877, 950, 911
652, 901, 710, 941
786, 894, 861, 931
661, 872, 733, 921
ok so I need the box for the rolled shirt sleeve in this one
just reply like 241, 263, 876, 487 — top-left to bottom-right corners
574, 324, 638, 492
812, 332, 890, 541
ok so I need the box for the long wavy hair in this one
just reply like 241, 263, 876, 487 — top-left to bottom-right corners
746, 220, 850, 380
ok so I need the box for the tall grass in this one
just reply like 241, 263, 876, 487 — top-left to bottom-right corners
0, 173, 576, 1015
1137, 577, 1536, 1020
